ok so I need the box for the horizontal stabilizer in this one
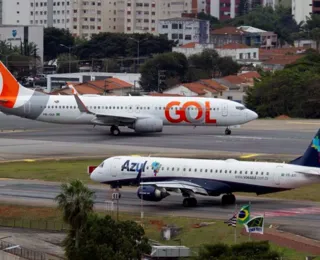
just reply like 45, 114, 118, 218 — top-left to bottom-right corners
0, 99, 8, 103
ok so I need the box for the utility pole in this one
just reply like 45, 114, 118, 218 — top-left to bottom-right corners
158, 70, 166, 92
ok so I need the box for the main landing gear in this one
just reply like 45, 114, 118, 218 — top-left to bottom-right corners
221, 194, 236, 205
110, 125, 121, 136
182, 192, 197, 207
225, 127, 231, 135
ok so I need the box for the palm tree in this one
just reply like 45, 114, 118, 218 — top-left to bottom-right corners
55, 179, 95, 249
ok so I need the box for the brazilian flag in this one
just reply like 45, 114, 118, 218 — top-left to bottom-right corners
244, 215, 264, 234
237, 205, 250, 224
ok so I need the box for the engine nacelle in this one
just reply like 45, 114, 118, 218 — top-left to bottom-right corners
137, 186, 169, 202
132, 118, 163, 133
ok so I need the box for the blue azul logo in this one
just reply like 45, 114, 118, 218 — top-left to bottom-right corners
121, 160, 147, 172
312, 136, 320, 152
151, 161, 161, 176
12, 30, 17, 37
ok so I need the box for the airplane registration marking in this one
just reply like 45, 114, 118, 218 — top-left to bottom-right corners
253, 207, 320, 217
165, 101, 217, 124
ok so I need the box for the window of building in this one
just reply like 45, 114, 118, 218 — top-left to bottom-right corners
172, 23, 178, 29
185, 35, 191, 40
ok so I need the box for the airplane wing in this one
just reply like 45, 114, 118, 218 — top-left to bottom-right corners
73, 92, 144, 124
140, 180, 209, 196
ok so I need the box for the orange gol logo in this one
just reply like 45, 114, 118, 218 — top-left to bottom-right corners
165, 101, 217, 124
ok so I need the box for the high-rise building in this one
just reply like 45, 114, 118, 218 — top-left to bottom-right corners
292, 0, 320, 24
124, 0, 193, 34
2, 0, 107, 39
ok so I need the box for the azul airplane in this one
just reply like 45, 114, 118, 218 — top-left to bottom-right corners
89, 130, 320, 207
0, 62, 257, 136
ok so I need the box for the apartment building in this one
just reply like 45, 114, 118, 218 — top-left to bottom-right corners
158, 17, 209, 45
2, 0, 107, 39
124, 0, 193, 34
292, 0, 320, 24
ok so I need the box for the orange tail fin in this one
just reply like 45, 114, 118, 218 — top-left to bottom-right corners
0, 61, 20, 108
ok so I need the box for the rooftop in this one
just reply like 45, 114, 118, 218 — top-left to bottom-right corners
211, 26, 245, 35
216, 43, 251, 49
159, 17, 203, 22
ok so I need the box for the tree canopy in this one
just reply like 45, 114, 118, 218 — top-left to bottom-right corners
245, 53, 320, 118
139, 49, 240, 92
196, 241, 281, 260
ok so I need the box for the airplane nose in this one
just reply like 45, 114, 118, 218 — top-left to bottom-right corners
90, 169, 100, 182
246, 109, 258, 121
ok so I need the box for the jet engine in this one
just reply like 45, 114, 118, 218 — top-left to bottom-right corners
137, 186, 169, 202
131, 118, 163, 133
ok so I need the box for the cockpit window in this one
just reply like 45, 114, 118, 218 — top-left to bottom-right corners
98, 162, 104, 168
236, 106, 245, 110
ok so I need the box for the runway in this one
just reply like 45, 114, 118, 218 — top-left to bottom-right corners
0, 113, 319, 161
0, 179, 320, 240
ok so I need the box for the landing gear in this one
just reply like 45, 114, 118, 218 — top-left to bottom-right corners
183, 197, 197, 207
110, 125, 121, 136
221, 194, 236, 205
225, 128, 231, 135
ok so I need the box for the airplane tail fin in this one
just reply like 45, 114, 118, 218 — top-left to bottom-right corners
289, 129, 320, 168
0, 61, 33, 109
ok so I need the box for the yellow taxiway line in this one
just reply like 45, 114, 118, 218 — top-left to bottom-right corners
239, 153, 261, 159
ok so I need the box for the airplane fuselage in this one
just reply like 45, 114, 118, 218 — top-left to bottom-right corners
91, 156, 320, 195
0, 94, 257, 127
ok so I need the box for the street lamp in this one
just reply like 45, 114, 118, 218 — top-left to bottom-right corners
0, 53, 12, 67
129, 38, 148, 72
60, 44, 75, 73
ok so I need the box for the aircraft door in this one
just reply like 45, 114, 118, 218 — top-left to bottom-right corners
24, 101, 31, 115
222, 103, 228, 117
274, 166, 281, 185
111, 158, 121, 178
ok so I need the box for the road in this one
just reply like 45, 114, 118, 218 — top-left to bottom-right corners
0, 113, 319, 161
0, 179, 319, 241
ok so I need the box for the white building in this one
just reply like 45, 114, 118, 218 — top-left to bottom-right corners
215, 43, 259, 62
124, 0, 193, 35
158, 17, 209, 45
2, 0, 107, 39
292, 0, 313, 24
172, 42, 215, 57
197, 0, 206, 13
0, 25, 44, 63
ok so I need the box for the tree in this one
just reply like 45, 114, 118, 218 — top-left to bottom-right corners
55, 179, 95, 253
64, 214, 151, 260
44, 27, 75, 61
196, 241, 281, 260
57, 53, 79, 73
245, 54, 320, 118
139, 52, 189, 92
188, 49, 240, 80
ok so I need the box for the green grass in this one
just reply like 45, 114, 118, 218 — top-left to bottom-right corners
0, 203, 318, 260
1, 159, 320, 202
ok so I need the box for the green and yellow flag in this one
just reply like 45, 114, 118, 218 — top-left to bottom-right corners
237, 205, 250, 224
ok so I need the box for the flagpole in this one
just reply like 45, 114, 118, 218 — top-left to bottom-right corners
234, 203, 237, 244
248, 201, 251, 241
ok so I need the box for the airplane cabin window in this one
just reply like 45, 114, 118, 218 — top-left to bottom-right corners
210, 169, 213, 173
267, 173, 269, 175
195, 169, 197, 172
205, 169, 207, 173
240, 171, 242, 174
225, 170, 227, 173
256, 172, 258, 175
172, 167, 174, 171
189, 168, 191, 171
161, 167, 164, 170
183, 168, 186, 171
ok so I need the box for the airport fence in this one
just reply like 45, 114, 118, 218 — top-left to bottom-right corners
0, 218, 69, 232
0, 240, 65, 260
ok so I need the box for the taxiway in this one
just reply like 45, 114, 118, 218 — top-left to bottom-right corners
0, 113, 319, 161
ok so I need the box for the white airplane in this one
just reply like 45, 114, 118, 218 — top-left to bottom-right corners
0, 61, 257, 136
89, 130, 320, 206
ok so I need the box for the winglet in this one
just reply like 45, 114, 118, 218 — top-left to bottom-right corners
68, 84, 79, 95
74, 94, 94, 114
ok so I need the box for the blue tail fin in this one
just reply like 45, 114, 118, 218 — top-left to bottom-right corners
289, 129, 320, 168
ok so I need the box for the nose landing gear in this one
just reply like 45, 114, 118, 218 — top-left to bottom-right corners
225, 128, 231, 135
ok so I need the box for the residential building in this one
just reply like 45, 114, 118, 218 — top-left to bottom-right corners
210, 26, 278, 48
294, 39, 317, 50
104, 0, 125, 33
51, 77, 134, 96
263, 0, 291, 8
124, 0, 193, 34
215, 43, 260, 64
292, 0, 320, 24
197, 0, 206, 12
0, 25, 44, 63
172, 42, 215, 57
0, 0, 3, 24
158, 17, 209, 45
46, 71, 141, 93
164, 79, 228, 97
2, 0, 107, 39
